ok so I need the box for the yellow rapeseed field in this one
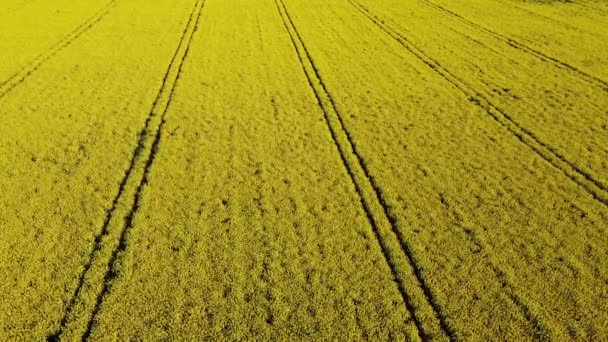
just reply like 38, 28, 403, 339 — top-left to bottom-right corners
0, 0, 606, 340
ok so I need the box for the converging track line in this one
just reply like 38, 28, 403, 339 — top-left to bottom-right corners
347, 0, 608, 207
346, 0, 599, 334
491, 0, 607, 39
0, 0, 119, 99
46, 0, 206, 339
80, 0, 205, 338
274, 0, 457, 340
417, 0, 608, 91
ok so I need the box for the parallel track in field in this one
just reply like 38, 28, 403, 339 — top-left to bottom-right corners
346, 0, 608, 207
47, 0, 206, 339
342, 0, 608, 336
417, 0, 608, 91
491, 0, 607, 39
81, 1, 205, 336
0, 0, 119, 99
275, 0, 459, 340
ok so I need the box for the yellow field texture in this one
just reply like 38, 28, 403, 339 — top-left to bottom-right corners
0, 0, 110, 92
0, 0, 607, 340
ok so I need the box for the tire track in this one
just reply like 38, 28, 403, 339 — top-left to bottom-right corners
417, 0, 608, 91
274, 0, 457, 340
348, 0, 568, 341
80, 0, 205, 337
347, 0, 608, 207
491, 0, 607, 38
46, 0, 205, 340
0, 0, 119, 100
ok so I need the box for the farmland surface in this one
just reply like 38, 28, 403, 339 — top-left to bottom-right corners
0, 0, 607, 340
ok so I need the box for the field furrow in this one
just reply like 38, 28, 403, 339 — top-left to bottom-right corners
49, 1, 206, 339
421, 0, 608, 83
1, 0, 606, 339
275, 0, 454, 339
344, 1, 607, 336
350, 0, 608, 198
280, 0, 608, 338
491, 0, 608, 37
0, 0, 113, 93
0, 0, 198, 339
77, 0, 426, 339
